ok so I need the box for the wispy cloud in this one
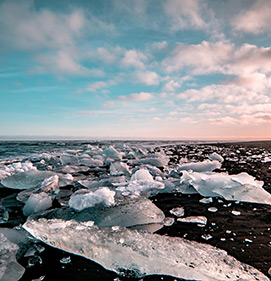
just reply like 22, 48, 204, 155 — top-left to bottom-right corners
232, 0, 271, 34
119, 92, 154, 101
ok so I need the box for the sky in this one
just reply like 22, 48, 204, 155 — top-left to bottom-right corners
1, 0, 271, 140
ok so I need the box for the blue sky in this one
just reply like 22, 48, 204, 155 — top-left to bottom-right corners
1, 0, 271, 140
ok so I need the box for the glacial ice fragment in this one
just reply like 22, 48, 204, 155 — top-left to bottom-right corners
208, 152, 224, 162
128, 153, 169, 167
177, 216, 207, 226
0, 161, 37, 180
30, 196, 165, 230
110, 161, 130, 176
177, 160, 221, 173
169, 207, 185, 217
23, 218, 269, 281
1, 170, 55, 190
180, 171, 271, 205
68, 187, 115, 211
23, 192, 53, 216
0, 233, 25, 281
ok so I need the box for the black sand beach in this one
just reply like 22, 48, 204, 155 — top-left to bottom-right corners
1, 141, 271, 281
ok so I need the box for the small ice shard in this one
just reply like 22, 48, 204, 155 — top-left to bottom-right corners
23, 192, 53, 216
245, 239, 252, 243
0, 233, 25, 281
180, 171, 271, 205
177, 216, 207, 226
163, 217, 175, 226
68, 187, 115, 211
209, 152, 224, 163
201, 234, 212, 240
169, 207, 185, 217
231, 210, 241, 216
110, 161, 130, 176
177, 160, 221, 173
208, 207, 218, 213
60, 256, 71, 264
199, 197, 213, 204
23, 218, 269, 281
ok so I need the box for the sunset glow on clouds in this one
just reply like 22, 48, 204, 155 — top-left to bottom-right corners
1, 0, 271, 140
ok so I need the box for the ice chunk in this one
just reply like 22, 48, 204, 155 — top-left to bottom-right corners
131, 169, 154, 181
199, 197, 213, 204
23, 218, 269, 281
180, 171, 271, 205
68, 187, 115, 211
128, 153, 169, 167
60, 154, 79, 166
169, 207, 185, 217
208, 207, 218, 213
116, 168, 164, 197
0, 233, 25, 281
79, 157, 104, 167
110, 161, 130, 176
59, 173, 73, 187
209, 152, 224, 162
0, 161, 37, 180
35, 197, 165, 229
23, 192, 53, 216
177, 160, 221, 173
1, 170, 55, 189
17, 175, 59, 203
177, 216, 207, 226
103, 146, 123, 160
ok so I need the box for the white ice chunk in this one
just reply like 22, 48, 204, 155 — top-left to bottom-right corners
0, 161, 37, 180
68, 187, 115, 211
177, 216, 207, 226
23, 218, 269, 281
169, 207, 185, 217
110, 162, 130, 176
0, 233, 25, 281
180, 171, 271, 205
131, 169, 154, 181
209, 152, 224, 163
23, 192, 53, 216
177, 160, 221, 173
199, 197, 213, 204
